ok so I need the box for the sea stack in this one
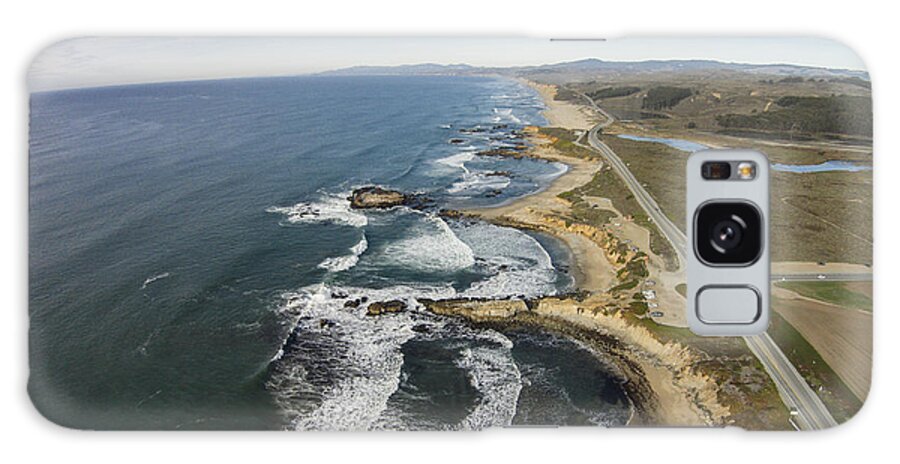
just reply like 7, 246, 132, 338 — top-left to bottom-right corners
349, 186, 412, 209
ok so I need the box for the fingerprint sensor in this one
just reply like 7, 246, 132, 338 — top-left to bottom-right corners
696, 286, 761, 324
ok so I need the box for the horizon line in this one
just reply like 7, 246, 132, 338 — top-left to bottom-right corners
29, 56, 869, 94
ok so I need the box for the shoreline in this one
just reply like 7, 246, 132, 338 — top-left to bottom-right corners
457, 80, 610, 291
428, 79, 726, 427
419, 295, 728, 426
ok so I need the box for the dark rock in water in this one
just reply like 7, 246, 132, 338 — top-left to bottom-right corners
360, 296, 369, 303
344, 299, 361, 308
348, 186, 414, 210
412, 324, 431, 333
349, 186, 433, 210
319, 319, 337, 329
492, 124, 509, 130
366, 300, 407, 316
448, 138, 466, 144
331, 290, 349, 299
485, 170, 511, 177
485, 189, 503, 198
476, 148, 528, 159
459, 127, 486, 134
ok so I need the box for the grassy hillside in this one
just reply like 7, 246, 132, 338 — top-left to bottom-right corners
716, 95, 872, 137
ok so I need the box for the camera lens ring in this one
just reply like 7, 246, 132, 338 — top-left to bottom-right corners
693, 201, 763, 266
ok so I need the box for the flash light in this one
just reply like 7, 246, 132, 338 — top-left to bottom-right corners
737, 162, 757, 180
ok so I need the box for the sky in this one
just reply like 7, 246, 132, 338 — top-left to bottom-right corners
27, 37, 867, 92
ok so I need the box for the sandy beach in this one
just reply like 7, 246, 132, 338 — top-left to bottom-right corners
523, 80, 599, 131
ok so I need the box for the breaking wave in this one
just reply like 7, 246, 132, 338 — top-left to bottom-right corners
317, 234, 368, 272
266, 192, 367, 228
141, 272, 171, 289
381, 213, 476, 272
267, 282, 525, 431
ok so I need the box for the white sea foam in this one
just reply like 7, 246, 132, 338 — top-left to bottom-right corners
456, 342, 522, 430
268, 283, 457, 431
381, 214, 476, 272
434, 151, 475, 175
267, 185, 573, 430
141, 272, 171, 289
317, 234, 368, 272
266, 193, 367, 228
492, 108, 523, 124
447, 174, 511, 195
452, 221, 559, 298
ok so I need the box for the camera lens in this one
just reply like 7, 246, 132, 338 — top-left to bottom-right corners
710, 218, 743, 251
694, 202, 762, 265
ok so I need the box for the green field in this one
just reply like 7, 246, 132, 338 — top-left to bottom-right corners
775, 281, 872, 312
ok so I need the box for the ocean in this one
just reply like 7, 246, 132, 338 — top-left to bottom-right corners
29, 75, 631, 430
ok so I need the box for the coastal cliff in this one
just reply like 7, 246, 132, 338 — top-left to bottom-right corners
417, 295, 729, 426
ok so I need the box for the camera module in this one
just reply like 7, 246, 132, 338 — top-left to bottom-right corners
694, 201, 762, 265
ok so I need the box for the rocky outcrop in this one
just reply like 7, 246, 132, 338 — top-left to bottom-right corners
349, 186, 429, 210
476, 148, 530, 159
419, 297, 528, 322
365, 300, 407, 316
438, 209, 466, 219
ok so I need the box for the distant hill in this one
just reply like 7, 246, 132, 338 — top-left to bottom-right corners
319, 63, 477, 76
320, 58, 869, 81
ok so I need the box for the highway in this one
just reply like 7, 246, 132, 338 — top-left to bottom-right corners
773, 273, 872, 282
574, 91, 840, 430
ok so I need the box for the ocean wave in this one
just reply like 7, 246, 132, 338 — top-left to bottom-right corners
540, 162, 569, 180
381, 213, 476, 272
456, 343, 522, 430
267, 283, 457, 431
446, 171, 511, 195
266, 192, 367, 228
141, 272, 171, 289
317, 234, 368, 273
451, 221, 559, 298
268, 281, 530, 431
266, 217, 569, 430
492, 108, 523, 124
434, 151, 475, 175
